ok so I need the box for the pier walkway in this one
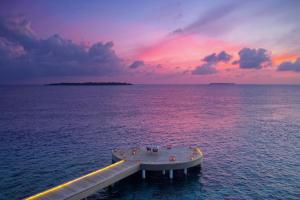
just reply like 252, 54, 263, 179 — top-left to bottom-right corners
25, 160, 140, 200
25, 146, 203, 200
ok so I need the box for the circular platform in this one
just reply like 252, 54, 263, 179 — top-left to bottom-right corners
112, 146, 203, 170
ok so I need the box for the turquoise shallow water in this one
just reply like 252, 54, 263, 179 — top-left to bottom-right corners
0, 85, 300, 199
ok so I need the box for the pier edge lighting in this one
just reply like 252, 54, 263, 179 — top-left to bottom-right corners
25, 160, 125, 200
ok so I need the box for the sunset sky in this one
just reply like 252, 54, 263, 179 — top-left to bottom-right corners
0, 0, 300, 84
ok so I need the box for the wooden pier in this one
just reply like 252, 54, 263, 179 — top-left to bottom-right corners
25, 146, 203, 200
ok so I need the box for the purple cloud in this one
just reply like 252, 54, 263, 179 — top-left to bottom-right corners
0, 37, 25, 59
192, 51, 232, 75
277, 58, 300, 72
234, 48, 271, 69
0, 16, 124, 83
172, 28, 183, 35
192, 63, 217, 75
129, 60, 145, 69
202, 51, 232, 63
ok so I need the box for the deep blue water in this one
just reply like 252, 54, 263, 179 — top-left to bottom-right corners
0, 85, 300, 200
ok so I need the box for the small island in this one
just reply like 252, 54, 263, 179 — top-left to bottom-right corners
45, 82, 132, 86
209, 83, 236, 85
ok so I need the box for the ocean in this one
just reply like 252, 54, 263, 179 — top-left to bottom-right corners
0, 85, 299, 199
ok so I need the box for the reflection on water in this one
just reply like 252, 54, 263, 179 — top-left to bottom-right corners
0, 85, 299, 199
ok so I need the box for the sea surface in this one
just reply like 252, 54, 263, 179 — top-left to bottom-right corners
0, 85, 299, 200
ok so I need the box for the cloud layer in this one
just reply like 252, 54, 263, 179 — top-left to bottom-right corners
0, 16, 124, 83
202, 51, 232, 63
129, 60, 145, 69
175, 1, 246, 36
192, 51, 232, 75
0, 13, 299, 84
233, 48, 271, 69
277, 58, 300, 72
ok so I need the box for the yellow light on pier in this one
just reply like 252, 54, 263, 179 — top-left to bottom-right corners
195, 147, 204, 157
25, 160, 125, 200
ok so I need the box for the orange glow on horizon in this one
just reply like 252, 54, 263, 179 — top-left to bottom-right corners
136, 34, 241, 68
273, 53, 299, 65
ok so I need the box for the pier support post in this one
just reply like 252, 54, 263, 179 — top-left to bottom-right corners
162, 170, 166, 175
169, 169, 173, 179
142, 169, 146, 179
184, 168, 187, 175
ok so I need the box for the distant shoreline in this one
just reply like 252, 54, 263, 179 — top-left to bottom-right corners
209, 83, 236, 85
45, 82, 132, 86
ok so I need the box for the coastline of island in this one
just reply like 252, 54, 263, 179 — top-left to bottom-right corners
209, 83, 236, 85
45, 82, 132, 86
